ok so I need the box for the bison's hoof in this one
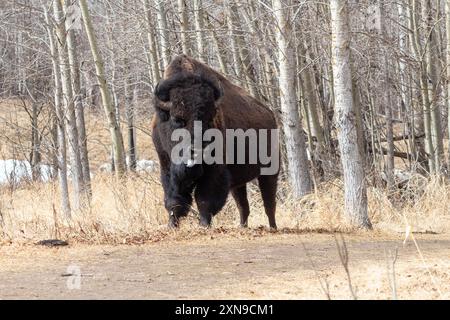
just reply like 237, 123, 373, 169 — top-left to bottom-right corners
168, 216, 180, 229
199, 216, 212, 228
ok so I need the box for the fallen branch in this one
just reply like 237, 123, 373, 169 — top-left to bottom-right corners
380, 133, 425, 143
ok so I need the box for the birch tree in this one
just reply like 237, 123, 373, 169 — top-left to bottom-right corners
155, 0, 170, 69
79, 0, 127, 176
273, 0, 312, 198
177, 0, 191, 55
143, 0, 161, 83
53, 0, 85, 210
446, 0, 450, 164
64, 0, 92, 198
44, 4, 71, 219
423, 0, 444, 174
193, 0, 206, 62
330, 0, 371, 229
227, 2, 245, 85
379, 1, 395, 187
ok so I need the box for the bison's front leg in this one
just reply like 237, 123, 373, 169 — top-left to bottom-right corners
161, 171, 191, 228
163, 163, 203, 227
194, 166, 230, 227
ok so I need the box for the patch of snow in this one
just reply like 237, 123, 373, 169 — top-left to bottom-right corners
98, 163, 113, 172
136, 159, 157, 173
0, 159, 53, 185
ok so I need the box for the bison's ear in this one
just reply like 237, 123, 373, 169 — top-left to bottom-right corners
154, 81, 171, 102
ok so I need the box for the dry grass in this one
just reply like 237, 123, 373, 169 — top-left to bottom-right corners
1, 169, 449, 244
1, 99, 449, 244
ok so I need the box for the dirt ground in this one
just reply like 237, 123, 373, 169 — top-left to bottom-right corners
0, 231, 449, 300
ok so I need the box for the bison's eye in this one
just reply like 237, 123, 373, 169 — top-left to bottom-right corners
171, 116, 186, 128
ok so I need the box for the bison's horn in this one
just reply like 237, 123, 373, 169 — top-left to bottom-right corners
154, 81, 171, 102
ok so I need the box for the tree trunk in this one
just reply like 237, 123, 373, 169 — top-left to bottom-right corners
330, 0, 371, 229
380, 1, 395, 188
398, 1, 416, 168
412, 0, 436, 173
231, 3, 259, 99
44, 5, 71, 219
227, 2, 244, 86
193, 0, 206, 62
446, 0, 450, 166
29, 99, 41, 182
409, 0, 429, 172
207, 14, 228, 74
273, 0, 313, 198
79, 0, 127, 177
64, 0, 92, 199
53, 0, 84, 210
424, 0, 445, 174
143, 0, 161, 83
125, 81, 137, 171
155, 0, 171, 69
299, 42, 325, 148
177, 0, 191, 55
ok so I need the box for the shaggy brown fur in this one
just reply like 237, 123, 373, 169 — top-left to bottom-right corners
152, 55, 279, 228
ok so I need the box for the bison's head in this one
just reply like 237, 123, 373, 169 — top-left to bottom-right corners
154, 72, 223, 133
154, 72, 223, 174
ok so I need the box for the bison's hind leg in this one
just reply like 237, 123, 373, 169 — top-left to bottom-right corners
258, 174, 278, 229
231, 185, 250, 228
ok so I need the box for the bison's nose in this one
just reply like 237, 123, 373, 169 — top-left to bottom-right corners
171, 116, 186, 128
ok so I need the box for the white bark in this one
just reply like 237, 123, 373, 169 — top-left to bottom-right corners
79, 0, 127, 176
330, 0, 371, 228
155, 0, 170, 69
44, 5, 71, 219
273, 0, 312, 198
177, 0, 191, 55
227, 2, 244, 85
53, 0, 84, 210
193, 0, 206, 61
380, 1, 395, 187
143, 0, 161, 83
299, 43, 325, 148
424, 0, 444, 173
446, 0, 450, 164
64, 1, 92, 199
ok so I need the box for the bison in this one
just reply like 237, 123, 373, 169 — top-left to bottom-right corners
151, 55, 279, 229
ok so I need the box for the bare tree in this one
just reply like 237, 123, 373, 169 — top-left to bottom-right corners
155, 0, 171, 69
330, 0, 371, 229
273, 0, 312, 198
64, 0, 92, 199
143, 0, 161, 84
177, 0, 191, 55
53, 0, 85, 210
43, 4, 71, 219
423, 0, 444, 174
79, 0, 127, 176
446, 0, 450, 165
193, 0, 206, 62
